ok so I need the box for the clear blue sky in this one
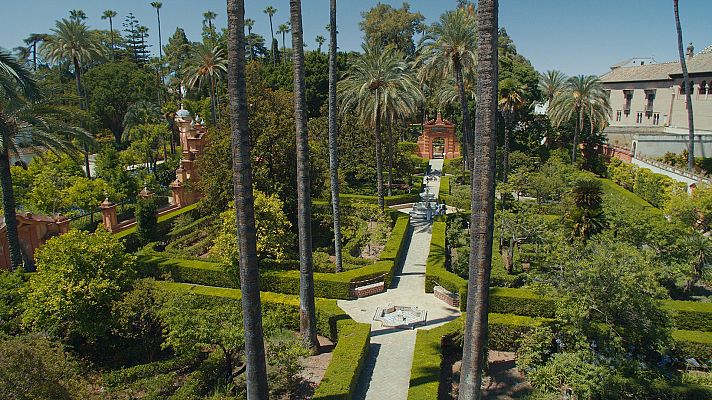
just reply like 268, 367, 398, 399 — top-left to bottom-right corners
1, 0, 709, 76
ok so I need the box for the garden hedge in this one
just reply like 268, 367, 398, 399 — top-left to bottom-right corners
408, 314, 550, 399
439, 176, 450, 197
155, 281, 371, 398
663, 300, 712, 332
424, 220, 467, 310
140, 214, 411, 299
489, 287, 556, 319
320, 193, 421, 207
605, 159, 685, 208
116, 203, 199, 251
672, 330, 712, 362
598, 177, 661, 214
312, 319, 371, 400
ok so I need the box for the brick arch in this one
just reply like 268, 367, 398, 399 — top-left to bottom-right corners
416, 112, 461, 159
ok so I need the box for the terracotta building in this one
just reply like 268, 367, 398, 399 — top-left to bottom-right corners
170, 108, 207, 208
0, 213, 70, 269
417, 112, 461, 159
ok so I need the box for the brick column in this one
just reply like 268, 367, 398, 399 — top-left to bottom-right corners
100, 198, 118, 232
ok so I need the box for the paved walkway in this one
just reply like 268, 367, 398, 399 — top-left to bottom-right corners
338, 158, 460, 400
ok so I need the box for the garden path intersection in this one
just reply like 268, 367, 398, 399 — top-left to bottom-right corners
338, 159, 461, 400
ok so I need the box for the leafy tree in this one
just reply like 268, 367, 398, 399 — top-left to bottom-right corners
498, 77, 527, 182
94, 145, 138, 201
360, 2, 425, 56
135, 195, 158, 244
210, 190, 295, 264
682, 232, 712, 293
112, 278, 163, 362
0, 270, 24, 335
64, 177, 111, 221
0, 335, 91, 399
123, 13, 150, 65
23, 229, 136, 340
163, 28, 191, 99
83, 61, 159, 143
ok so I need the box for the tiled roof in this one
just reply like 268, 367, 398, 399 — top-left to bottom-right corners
600, 51, 712, 83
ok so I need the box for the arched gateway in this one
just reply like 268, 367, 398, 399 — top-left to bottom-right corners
416, 112, 461, 159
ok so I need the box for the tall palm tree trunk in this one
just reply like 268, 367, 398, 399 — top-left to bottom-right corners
209, 76, 218, 124
455, 57, 473, 170
572, 108, 582, 163
328, 0, 343, 273
269, 16, 276, 66
73, 57, 91, 178
374, 98, 385, 210
290, 0, 318, 350
459, 0, 498, 398
32, 42, 37, 71
503, 111, 510, 182
109, 17, 115, 60
282, 32, 286, 63
388, 120, 394, 197
674, 0, 695, 171
0, 150, 24, 271
226, 1, 269, 398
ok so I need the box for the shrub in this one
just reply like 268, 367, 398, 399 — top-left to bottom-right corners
424, 221, 467, 310
135, 196, 158, 244
663, 300, 712, 332
672, 330, 712, 362
312, 320, 371, 399
490, 287, 556, 318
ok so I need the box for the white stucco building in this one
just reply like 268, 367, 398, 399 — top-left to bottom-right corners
600, 44, 712, 158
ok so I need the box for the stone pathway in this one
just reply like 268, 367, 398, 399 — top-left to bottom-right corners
338, 159, 460, 400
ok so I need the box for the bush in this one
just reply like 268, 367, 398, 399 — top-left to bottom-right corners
490, 287, 556, 319
606, 158, 684, 208
135, 196, 158, 244
116, 203, 199, 252
663, 300, 712, 332
424, 221, 467, 310
672, 330, 712, 362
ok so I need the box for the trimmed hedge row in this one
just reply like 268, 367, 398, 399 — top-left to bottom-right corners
312, 319, 371, 400
424, 221, 467, 310
599, 177, 661, 214
141, 214, 411, 299
664, 300, 712, 332
606, 158, 685, 208
439, 176, 451, 197
408, 314, 549, 399
672, 330, 712, 362
155, 281, 371, 398
324, 193, 421, 207
490, 287, 556, 319
116, 203, 200, 252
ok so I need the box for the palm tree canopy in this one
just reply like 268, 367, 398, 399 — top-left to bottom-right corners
101, 10, 117, 20
183, 44, 227, 90
0, 49, 39, 101
539, 69, 568, 104
150, 2, 162, 10
41, 19, 105, 68
202, 11, 217, 24
415, 8, 477, 86
548, 75, 611, 133
264, 6, 277, 17
338, 44, 422, 126
498, 77, 527, 113
69, 9, 87, 22
277, 23, 290, 35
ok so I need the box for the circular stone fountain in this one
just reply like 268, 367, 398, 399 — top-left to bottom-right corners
373, 305, 427, 329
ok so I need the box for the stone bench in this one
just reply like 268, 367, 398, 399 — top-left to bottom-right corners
350, 281, 385, 298
434, 285, 460, 308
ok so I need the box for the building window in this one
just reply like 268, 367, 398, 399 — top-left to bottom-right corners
653, 113, 660, 125
690, 81, 695, 95
615, 110, 622, 121
644, 89, 656, 116
636, 112, 643, 124
700, 81, 708, 95
680, 84, 686, 94
623, 90, 633, 115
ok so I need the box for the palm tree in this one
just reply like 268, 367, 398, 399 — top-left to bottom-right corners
23, 34, 48, 71
203, 10, 217, 42
0, 51, 93, 271
674, 0, 695, 171
315, 35, 326, 53
498, 78, 526, 182
548, 75, 611, 163
459, 0, 498, 399
123, 100, 162, 137
183, 44, 227, 125
226, 1, 269, 396
684, 233, 712, 293
539, 69, 567, 106
245, 18, 255, 59
69, 9, 87, 22
277, 22, 290, 62
328, 0, 343, 273
263, 6, 277, 65
339, 45, 422, 209
416, 9, 477, 170
289, 0, 319, 351
42, 18, 104, 178
150, 3, 163, 59
101, 10, 118, 60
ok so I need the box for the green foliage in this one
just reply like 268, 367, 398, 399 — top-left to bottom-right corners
94, 145, 139, 202
0, 335, 91, 399
607, 158, 683, 208
312, 320, 371, 399
666, 183, 712, 231
490, 287, 556, 318
516, 326, 555, 373
672, 329, 712, 362
0, 270, 25, 335
425, 220, 467, 309
112, 279, 164, 362
663, 300, 712, 332
135, 195, 158, 245
527, 351, 615, 399
23, 229, 136, 339
360, 2, 425, 56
